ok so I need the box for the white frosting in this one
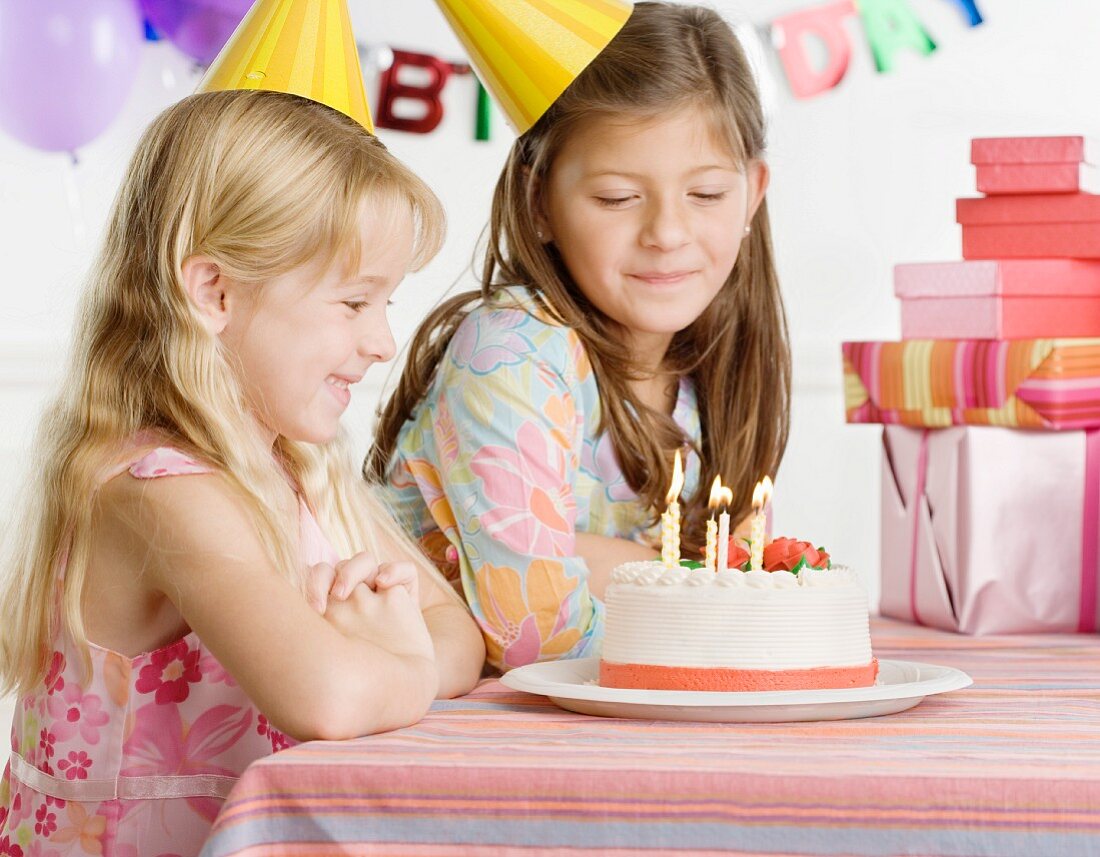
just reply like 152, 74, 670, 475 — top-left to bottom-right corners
602, 561, 873, 670
611, 561, 857, 588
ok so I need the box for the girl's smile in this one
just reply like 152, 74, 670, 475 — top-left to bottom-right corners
215, 203, 413, 446
627, 269, 699, 287
325, 374, 355, 409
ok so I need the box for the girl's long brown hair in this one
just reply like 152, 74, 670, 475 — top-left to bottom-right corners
370, 2, 791, 552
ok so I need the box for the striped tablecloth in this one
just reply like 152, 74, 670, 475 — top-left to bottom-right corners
200, 618, 1100, 856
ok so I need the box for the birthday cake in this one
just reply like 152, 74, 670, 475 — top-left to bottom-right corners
599, 539, 878, 692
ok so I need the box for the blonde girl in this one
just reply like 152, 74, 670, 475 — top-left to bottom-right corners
369, 2, 790, 672
0, 90, 484, 855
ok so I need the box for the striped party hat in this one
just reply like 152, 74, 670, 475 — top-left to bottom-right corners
434, 0, 633, 134
196, 0, 374, 133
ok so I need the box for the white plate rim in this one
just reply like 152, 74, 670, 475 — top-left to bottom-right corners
500, 657, 972, 708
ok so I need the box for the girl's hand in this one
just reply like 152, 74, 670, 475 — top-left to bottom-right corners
373, 561, 419, 601
305, 552, 380, 614
325, 581, 437, 666
306, 554, 420, 614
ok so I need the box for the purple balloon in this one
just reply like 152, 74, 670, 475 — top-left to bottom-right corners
140, 0, 253, 66
0, 0, 143, 153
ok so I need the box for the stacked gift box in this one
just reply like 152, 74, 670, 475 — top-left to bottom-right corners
843, 135, 1100, 635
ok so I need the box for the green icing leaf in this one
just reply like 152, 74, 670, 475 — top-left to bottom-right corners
679, 559, 705, 569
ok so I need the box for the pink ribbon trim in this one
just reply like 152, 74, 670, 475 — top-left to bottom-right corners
9, 752, 236, 802
908, 430, 930, 627
1080, 430, 1100, 633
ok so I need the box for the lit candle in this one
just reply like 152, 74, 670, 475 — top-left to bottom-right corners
660, 449, 685, 568
705, 476, 722, 572
749, 475, 773, 572
715, 482, 734, 573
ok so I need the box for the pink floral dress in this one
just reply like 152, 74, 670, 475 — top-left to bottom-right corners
0, 448, 339, 857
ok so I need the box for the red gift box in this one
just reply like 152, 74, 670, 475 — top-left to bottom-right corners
975, 162, 1100, 195
956, 193, 1100, 225
895, 259, 1100, 339
962, 222, 1100, 259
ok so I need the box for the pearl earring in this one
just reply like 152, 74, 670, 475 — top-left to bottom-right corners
537, 229, 545, 240
743, 225, 752, 236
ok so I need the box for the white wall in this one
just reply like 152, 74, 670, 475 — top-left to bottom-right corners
0, 1, 1096, 745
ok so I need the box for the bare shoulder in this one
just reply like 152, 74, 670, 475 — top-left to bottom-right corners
95, 467, 292, 590
84, 468, 280, 652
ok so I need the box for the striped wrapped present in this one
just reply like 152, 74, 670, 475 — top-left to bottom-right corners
843, 338, 1100, 429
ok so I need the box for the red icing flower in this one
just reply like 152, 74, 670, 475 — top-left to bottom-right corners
699, 539, 750, 570
725, 539, 750, 570
763, 537, 830, 572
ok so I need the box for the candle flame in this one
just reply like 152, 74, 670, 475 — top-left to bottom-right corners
708, 476, 733, 510
665, 449, 685, 505
751, 475, 774, 511
707, 476, 722, 510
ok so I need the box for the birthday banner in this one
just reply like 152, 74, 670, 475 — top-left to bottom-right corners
770, 0, 983, 99
0, 0, 987, 155
368, 0, 985, 139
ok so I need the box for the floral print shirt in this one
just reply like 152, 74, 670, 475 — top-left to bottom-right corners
383, 287, 701, 672
0, 447, 339, 857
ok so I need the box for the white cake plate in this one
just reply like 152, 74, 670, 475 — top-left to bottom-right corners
500, 658, 972, 723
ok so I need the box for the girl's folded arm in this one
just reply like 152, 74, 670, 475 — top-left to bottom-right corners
373, 526, 486, 699
103, 472, 436, 741
416, 571, 486, 698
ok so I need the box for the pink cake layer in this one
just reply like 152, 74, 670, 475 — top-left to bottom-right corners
599, 658, 879, 692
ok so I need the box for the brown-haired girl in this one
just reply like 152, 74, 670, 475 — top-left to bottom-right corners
369, 1, 791, 673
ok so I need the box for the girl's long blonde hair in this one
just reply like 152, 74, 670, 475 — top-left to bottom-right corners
371, 2, 791, 552
0, 89, 448, 696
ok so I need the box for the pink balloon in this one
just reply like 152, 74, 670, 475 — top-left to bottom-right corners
140, 0, 254, 66
0, 0, 143, 153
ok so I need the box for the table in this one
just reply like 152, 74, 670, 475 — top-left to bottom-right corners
200, 618, 1100, 856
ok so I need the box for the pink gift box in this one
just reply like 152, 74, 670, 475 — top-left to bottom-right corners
895, 260, 1100, 339
970, 137, 1099, 194
880, 425, 1100, 634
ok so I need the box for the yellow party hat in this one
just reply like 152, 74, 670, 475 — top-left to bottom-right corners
196, 0, 373, 133
435, 0, 633, 134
